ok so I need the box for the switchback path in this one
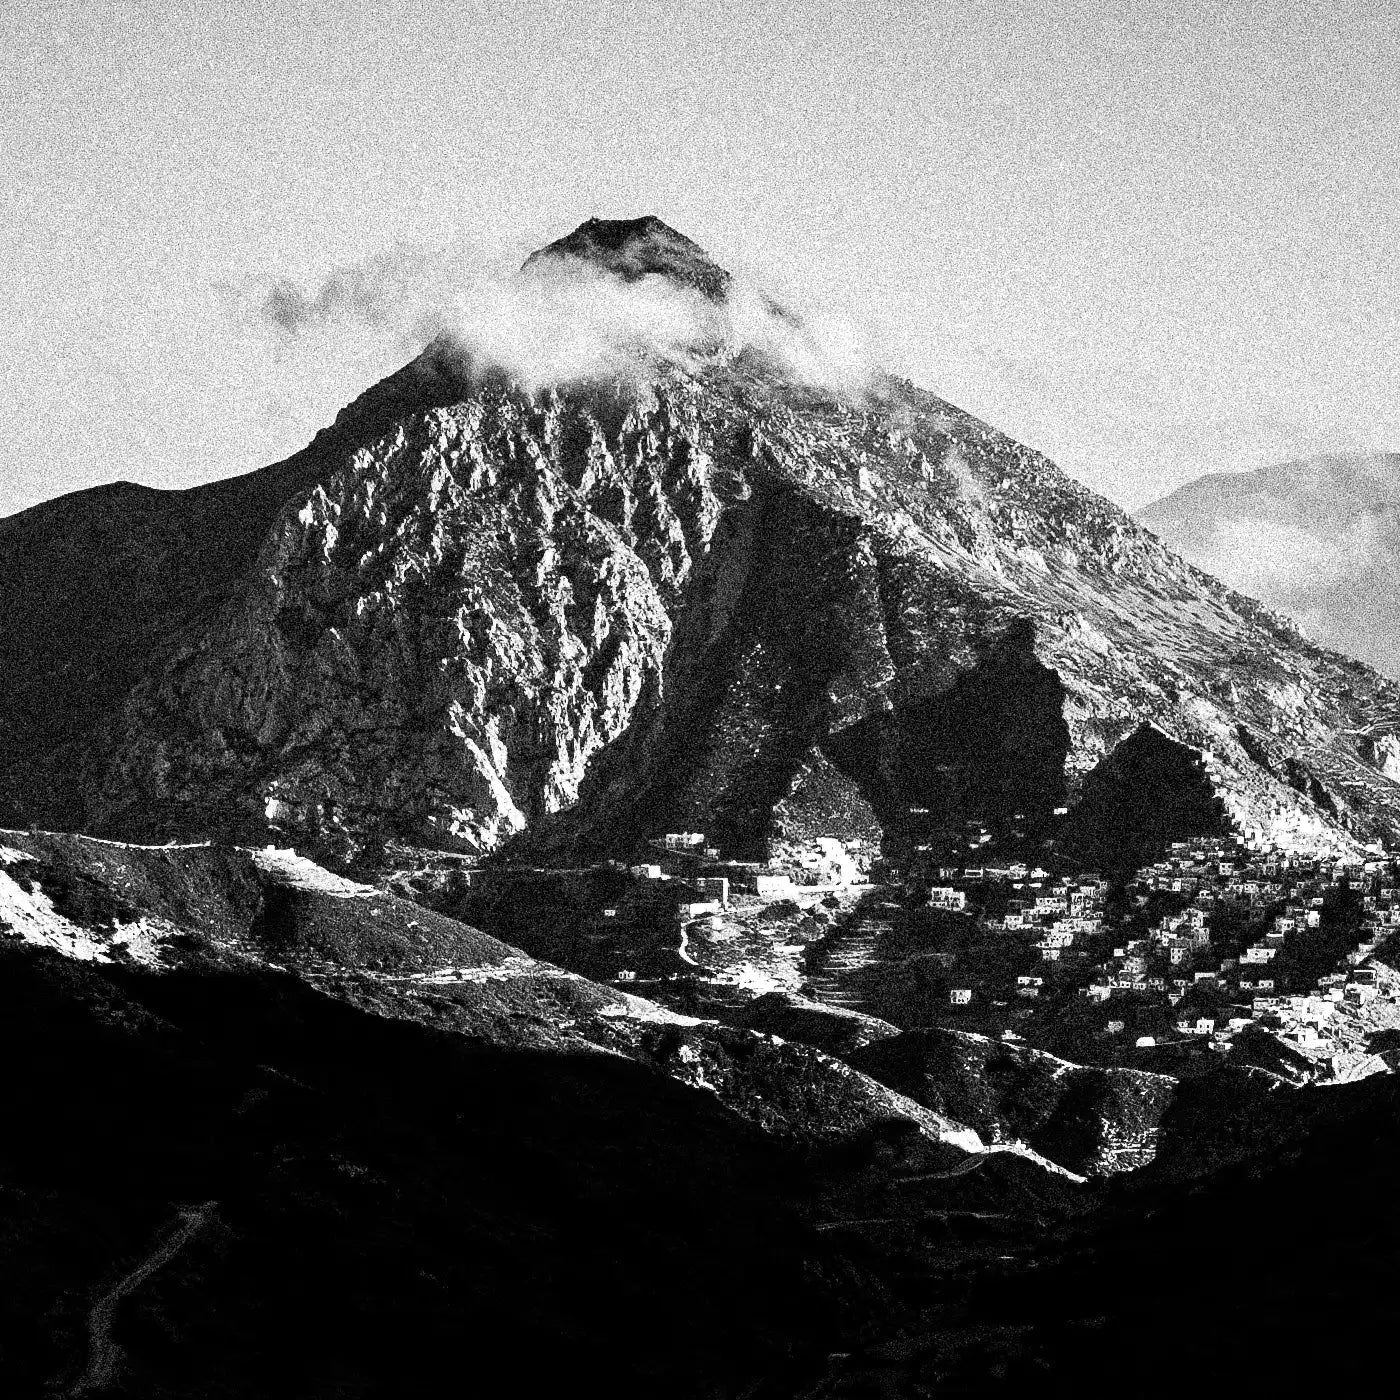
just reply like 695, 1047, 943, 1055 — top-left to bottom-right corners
65, 1200, 217, 1396
805, 912, 893, 1012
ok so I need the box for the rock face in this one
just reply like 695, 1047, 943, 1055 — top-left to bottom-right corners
848, 1028, 1178, 1176
93, 380, 684, 854
1139, 452, 1400, 678
4, 219, 1400, 862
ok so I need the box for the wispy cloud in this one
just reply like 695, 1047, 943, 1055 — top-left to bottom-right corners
227, 236, 879, 396
1195, 514, 1387, 597
230, 242, 486, 346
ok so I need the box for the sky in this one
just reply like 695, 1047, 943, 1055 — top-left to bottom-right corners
3, 0, 1398, 518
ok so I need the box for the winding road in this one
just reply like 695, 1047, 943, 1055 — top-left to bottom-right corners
65, 1200, 217, 1396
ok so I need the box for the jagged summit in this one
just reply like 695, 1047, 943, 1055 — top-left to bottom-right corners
521, 215, 733, 301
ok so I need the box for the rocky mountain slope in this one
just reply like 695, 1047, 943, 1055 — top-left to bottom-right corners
737, 995, 1175, 1177
1139, 452, 1400, 678
847, 1028, 1176, 1177
5, 217, 1400, 869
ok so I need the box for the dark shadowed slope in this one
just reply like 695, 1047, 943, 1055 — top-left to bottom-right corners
0, 947, 873, 1400
786, 1066, 1400, 1396
0, 830, 1088, 1398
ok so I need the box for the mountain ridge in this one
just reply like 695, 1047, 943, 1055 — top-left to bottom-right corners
3, 219, 1400, 868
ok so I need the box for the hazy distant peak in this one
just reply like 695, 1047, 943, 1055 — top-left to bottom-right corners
521, 215, 733, 302
1138, 449, 1400, 677
1143, 452, 1400, 520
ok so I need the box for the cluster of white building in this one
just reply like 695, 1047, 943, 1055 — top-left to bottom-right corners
1070, 837, 1400, 1059
914, 831, 1400, 1071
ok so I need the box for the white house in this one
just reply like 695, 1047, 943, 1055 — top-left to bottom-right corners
679, 899, 723, 920
752, 873, 794, 897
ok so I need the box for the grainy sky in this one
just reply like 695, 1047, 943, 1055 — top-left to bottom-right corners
4, 0, 1397, 517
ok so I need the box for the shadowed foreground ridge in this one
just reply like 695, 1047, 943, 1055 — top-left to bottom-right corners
0, 830, 1077, 1398
5, 830, 1400, 1396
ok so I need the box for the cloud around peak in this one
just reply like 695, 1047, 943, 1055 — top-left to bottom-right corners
228, 223, 880, 397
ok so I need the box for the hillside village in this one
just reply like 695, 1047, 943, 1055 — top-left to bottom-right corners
412, 821, 1400, 1086
926, 831, 1400, 1078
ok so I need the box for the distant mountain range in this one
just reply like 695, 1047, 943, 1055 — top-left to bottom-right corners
1139, 453, 1400, 677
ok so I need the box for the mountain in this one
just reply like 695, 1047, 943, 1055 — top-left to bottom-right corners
522, 213, 734, 301
8, 221, 1400, 1395
4, 218, 1400, 870
1139, 452, 1400, 678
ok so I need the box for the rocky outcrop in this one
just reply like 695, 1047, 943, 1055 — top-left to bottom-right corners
1360, 732, 1400, 780
737, 995, 1176, 1176
602, 1016, 984, 1152
1057, 722, 1233, 875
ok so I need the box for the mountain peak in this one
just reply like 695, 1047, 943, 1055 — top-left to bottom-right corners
521, 215, 732, 301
